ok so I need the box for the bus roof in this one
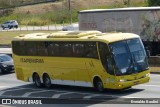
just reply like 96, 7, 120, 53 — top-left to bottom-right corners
13, 31, 139, 43
79, 7, 160, 13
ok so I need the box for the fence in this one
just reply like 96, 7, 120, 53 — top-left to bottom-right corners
0, 22, 69, 31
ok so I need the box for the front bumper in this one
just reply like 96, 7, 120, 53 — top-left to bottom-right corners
115, 76, 150, 89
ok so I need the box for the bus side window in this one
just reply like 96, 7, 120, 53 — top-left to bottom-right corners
74, 43, 85, 57
48, 42, 55, 56
84, 42, 98, 59
37, 42, 47, 56
26, 41, 37, 56
60, 42, 73, 57
98, 42, 114, 75
12, 41, 26, 55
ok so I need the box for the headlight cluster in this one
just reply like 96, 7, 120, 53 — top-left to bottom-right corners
118, 79, 127, 82
143, 73, 150, 78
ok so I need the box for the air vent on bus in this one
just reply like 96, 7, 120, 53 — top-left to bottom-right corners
47, 31, 101, 38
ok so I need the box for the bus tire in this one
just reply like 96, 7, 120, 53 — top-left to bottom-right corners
43, 74, 52, 88
33, 73, 42, 88
94, 77, 104, 92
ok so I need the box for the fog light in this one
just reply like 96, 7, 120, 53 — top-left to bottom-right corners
118, 84, 122, 87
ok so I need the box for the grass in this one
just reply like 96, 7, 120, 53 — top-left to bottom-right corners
0, 31, 54, 45
0, 0, 148, 25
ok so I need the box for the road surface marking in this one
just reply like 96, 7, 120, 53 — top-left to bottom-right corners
0, 88, 27, 96
0, 87, 150, 99
22, 90, 48, 97
83, 95, 105, 99
52, 92, 75, 98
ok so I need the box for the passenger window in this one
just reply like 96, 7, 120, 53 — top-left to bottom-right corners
60, 42, 73, 57
98, 42, 114, 75
73, 43, 85, 57
47, 42, 61, 56
13, 41, 29, 56
84, 42, 98, 59
37, 42, 47, 56
25, 42, 37, 56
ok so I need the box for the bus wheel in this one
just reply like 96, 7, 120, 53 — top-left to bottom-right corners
94, 78, 104, 92
43, 74, 52, 88
33, 73, 42, 88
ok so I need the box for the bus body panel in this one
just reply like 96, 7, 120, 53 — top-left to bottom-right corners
13, 53, 150, 89
12, 31, 150, 90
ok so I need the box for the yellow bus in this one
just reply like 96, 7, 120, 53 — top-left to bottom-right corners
12, 31, 150, 92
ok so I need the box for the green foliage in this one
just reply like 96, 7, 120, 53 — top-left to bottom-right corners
0, 0, 60, 8
0, 0, 148, 25
148, 0, 160, 6
0, 0, 13, 8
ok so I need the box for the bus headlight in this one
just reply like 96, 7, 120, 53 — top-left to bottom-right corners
143, 73, 150, 78
119, 79, 127, 82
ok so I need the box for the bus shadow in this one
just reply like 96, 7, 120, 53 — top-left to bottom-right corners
0, 84, 144, 105
50, 84, 144, 96
13, 83, 144, 97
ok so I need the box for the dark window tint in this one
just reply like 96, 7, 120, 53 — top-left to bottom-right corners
98, 42, 114, 75
37, 42, 48, 56
73, 43, 85, 57
12, 41, 26, 55
84, 42, 98, 58
60, 42, 73, 57
12, 41, 98, 59
25, 41, 37, 56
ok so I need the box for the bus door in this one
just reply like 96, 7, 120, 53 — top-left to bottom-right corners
73, 42, 99, 85
98, 42, 115, 87
84, 42, 101, 83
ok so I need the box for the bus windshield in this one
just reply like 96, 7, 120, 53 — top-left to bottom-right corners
109, 38, 149, 76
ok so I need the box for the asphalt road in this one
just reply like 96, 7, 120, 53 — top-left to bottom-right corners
0, 73, 159, 107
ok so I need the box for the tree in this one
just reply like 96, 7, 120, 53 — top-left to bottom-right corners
148, 0, 160, 6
